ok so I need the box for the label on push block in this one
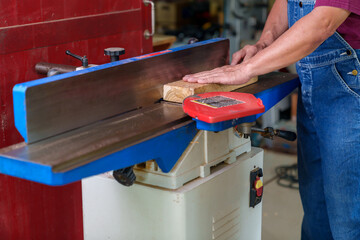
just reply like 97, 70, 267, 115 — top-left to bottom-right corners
192, 96, 244, 108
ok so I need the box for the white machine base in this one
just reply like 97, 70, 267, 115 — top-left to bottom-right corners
82, 147, 263, 240
133, 129, 251, 189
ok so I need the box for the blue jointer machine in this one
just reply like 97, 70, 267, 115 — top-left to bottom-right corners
0, 38, 299, 187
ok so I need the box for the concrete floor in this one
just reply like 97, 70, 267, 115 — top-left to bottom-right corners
262, 150, 303, 240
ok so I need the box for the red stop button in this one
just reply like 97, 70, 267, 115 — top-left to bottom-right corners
254, 176, 263, 197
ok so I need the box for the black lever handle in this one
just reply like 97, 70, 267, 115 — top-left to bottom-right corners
65, 50, 88, 67
273, 129, 297, 141
251, 127, 297, 142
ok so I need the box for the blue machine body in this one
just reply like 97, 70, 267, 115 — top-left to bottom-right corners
0, 39, 300, 186
12, 38, 225, 143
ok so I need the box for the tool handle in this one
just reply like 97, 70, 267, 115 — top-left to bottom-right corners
251, 127, 297, 141
143, 0, 155, 38
275, 130, 297, 141
65, 50, 88, 67
35, 62, 76, 75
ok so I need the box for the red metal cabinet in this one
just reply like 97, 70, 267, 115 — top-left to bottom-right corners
0, 1, 152, 239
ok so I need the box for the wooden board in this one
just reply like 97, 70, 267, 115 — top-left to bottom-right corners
163, 76, 258, 103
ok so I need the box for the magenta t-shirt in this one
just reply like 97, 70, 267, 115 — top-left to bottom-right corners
315, 0, 360, 49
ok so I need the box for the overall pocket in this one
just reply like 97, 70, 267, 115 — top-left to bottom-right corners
332, 58, 360, 98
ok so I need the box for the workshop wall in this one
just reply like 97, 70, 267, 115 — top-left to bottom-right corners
155, 0, 224, 41
0, 1, 152, 239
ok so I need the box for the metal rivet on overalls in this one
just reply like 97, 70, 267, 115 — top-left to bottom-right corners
346, 50, 352, 55
352, 70, 358, 76
299, 1, 303, 7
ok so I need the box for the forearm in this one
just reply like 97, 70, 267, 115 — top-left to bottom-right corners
256, 0, 289, 49
246, 6, 350, 77
183, 6, 350, 85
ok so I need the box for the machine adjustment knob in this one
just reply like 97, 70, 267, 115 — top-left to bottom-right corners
113, 166, 136, 187
104, 47, 125, 62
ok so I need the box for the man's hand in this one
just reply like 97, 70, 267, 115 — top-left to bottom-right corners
182, 0, 288, 85
183, 42, 265, 84
183, 64, 253, 85
231, 44, 265, 65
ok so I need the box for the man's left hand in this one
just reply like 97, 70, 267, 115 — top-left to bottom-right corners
182, 64, 252, 85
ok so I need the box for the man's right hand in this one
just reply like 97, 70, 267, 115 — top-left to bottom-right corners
230, 44, 265, 65
230, 0, 289, 66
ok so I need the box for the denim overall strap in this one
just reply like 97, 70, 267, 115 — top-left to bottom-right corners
288, 0, 360, 240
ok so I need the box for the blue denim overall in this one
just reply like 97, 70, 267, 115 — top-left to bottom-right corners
288, 0, 360, 239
